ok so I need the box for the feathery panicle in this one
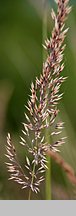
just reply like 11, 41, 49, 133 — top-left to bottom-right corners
6, 0, 72, 194
6, 133, 28, 188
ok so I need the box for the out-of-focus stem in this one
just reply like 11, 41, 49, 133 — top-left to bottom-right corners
47, 150, 76, 185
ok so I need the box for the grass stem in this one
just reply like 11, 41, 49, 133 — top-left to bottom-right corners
42, 0, 51, 200
28, 160, 36, 200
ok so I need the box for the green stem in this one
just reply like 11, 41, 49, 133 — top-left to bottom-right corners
28, 188, 31, 200
45, 114, 52, 200
28, 162, 36, 200
42, 0, 51, 200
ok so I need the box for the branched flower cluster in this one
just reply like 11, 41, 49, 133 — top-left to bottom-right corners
5, 0, 71, 194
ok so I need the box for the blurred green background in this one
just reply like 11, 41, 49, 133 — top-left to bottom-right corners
0, 0, 76, 199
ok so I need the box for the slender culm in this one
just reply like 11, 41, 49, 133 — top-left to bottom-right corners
5, 0, 72, 198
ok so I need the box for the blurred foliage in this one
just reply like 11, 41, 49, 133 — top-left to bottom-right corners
0, 0, 76, 199
0, 0, 42, 133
